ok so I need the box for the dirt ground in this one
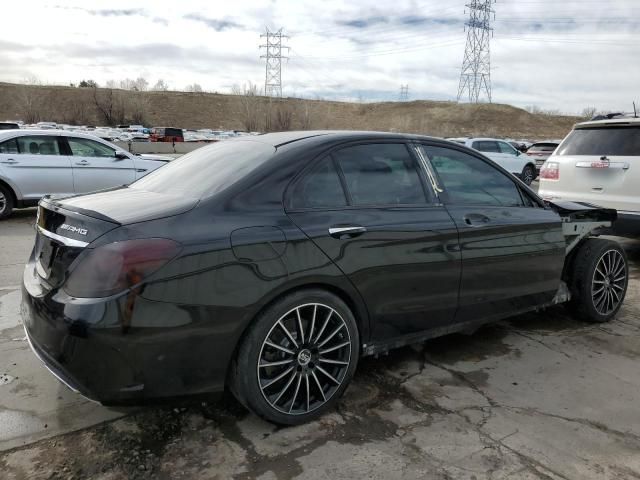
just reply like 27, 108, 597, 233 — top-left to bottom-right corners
1, 211, 640, 480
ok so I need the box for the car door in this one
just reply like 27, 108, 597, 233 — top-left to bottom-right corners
65, 136, 136, 193
496, 140, 525, 175
418, 143, 565, 323
0, 135, 74, 200
286, 142, 460, 342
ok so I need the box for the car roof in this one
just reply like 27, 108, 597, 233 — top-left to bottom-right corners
246, 130, 445, 148
576, 117, 640, 128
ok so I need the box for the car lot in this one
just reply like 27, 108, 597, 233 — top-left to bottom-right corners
1, 207, 640, 479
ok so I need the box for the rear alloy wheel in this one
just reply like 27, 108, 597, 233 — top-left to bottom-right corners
567, 238, 628, 323
230, 290, 358, 425
521, 165, 535, 185
0, 184, 14, 220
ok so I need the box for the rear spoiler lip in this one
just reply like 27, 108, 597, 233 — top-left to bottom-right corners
546, 200, 617, 223
40, 195, 121, 225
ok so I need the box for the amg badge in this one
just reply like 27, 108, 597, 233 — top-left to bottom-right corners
60, 224, 88, 236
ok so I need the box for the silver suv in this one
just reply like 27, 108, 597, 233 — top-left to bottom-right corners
538, 116, 640, 236
0, 130, 170, 219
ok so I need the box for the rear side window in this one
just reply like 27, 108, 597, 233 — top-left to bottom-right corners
131, 140, 275, 198
472, 141, 499, 153
0, 138, 18, 153
333, 144, 427, 206
16, 136, 61, 155
420, 145, 524, 207
290, 158, 347, 209
67, 137, 115, 157
497, 141, 516, 155
557, 127, 640, 156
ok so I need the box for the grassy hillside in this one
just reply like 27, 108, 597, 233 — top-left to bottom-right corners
0, 82, 580, 140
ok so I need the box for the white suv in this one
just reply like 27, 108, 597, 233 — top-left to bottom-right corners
539, 117, 640, 236
0, 130, 170, 219
448, 137, 537, 185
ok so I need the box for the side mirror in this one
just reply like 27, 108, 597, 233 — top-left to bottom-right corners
114, 151, 129, 160
516, 150, 521, 156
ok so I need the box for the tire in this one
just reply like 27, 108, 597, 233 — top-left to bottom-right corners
521, 164, 535, 186
230, 289, 359, 425
0, 184, 14, 220
567, 238, 628, 323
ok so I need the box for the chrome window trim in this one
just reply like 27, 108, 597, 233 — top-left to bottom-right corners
37, 226, 89, 248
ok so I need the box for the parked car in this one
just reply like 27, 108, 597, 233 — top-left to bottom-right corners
539, 117, 640, 236
458, 138, 537, 185
526, 141, 560, 173
0, 130, 171, 219
0, 122, 20, 130
22, 132, 628, 425
508, 141, 528, 152
150, 127, 184, 143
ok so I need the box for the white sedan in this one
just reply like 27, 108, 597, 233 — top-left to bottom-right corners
0, 129, 171, 219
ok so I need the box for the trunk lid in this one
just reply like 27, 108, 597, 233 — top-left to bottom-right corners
44, 187, 198, 225
34, 199, 120, 288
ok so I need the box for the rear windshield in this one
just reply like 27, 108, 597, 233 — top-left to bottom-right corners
528, 143, 557, 152
131, 140, 275, 198
556, 127, 640, 156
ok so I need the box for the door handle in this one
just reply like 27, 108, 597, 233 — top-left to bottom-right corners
463, 213, 491, 227
75, 160, 89, 166
1, 158, 18, 164
328, 226, 367, 239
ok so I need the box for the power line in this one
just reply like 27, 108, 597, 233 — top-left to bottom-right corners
457, 0, 495, 104
260, 28, 289, 97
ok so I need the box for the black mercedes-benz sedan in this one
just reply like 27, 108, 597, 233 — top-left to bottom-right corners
22, 131, 628, 424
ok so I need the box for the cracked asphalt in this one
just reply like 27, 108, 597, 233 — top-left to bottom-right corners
1, 209, 640, 480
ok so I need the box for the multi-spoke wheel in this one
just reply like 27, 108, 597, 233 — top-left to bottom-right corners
591, 249, 626, 316
521, 165, 535, 186
567, 238, 628, 323
230, 290, 359, 425
0, 184, 13, 220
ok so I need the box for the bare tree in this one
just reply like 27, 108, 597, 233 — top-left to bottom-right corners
105, 79, 118, 89
274, 103, 293, 131
133, 77, 148, 92
232, 81, 261, 132
64, 96, 91, 125
297, 102, 312, 130
92, 87, 125, 126
17, 76, 44, 124
129, 92, 150, 125
152, 79, 169, 91
581, 106, 598, 119
185, 83, 203, 93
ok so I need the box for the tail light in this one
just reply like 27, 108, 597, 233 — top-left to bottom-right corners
64, 238, 181, 298
540, 161, 559, 180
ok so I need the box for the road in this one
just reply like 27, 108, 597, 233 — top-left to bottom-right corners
2, 207, 640, 479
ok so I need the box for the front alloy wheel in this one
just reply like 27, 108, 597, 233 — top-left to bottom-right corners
231, 290, 359, 425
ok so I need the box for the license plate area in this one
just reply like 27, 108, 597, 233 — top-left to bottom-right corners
36, 238, 58, 279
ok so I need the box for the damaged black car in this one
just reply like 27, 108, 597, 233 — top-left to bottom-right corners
22, 131, 628, 424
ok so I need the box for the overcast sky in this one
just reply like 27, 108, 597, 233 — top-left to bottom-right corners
2, 0, 639, 113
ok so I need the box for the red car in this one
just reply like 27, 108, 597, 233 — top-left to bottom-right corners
150, 127, 184, 143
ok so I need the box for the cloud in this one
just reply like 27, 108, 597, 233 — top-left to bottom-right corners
399, 15, 460, 27
336, 16, 389, 29
88, 9, 145, 17
183, 13, 244, 31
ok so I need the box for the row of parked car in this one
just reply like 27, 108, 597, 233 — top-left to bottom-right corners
0, 121, 254, 144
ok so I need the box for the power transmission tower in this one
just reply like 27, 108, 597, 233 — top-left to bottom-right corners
457, 0, 495, 103
399, 85, 409, 101
260, 28, 289, 97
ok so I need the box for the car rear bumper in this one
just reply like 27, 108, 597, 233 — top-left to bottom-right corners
22, 261, 231, 404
